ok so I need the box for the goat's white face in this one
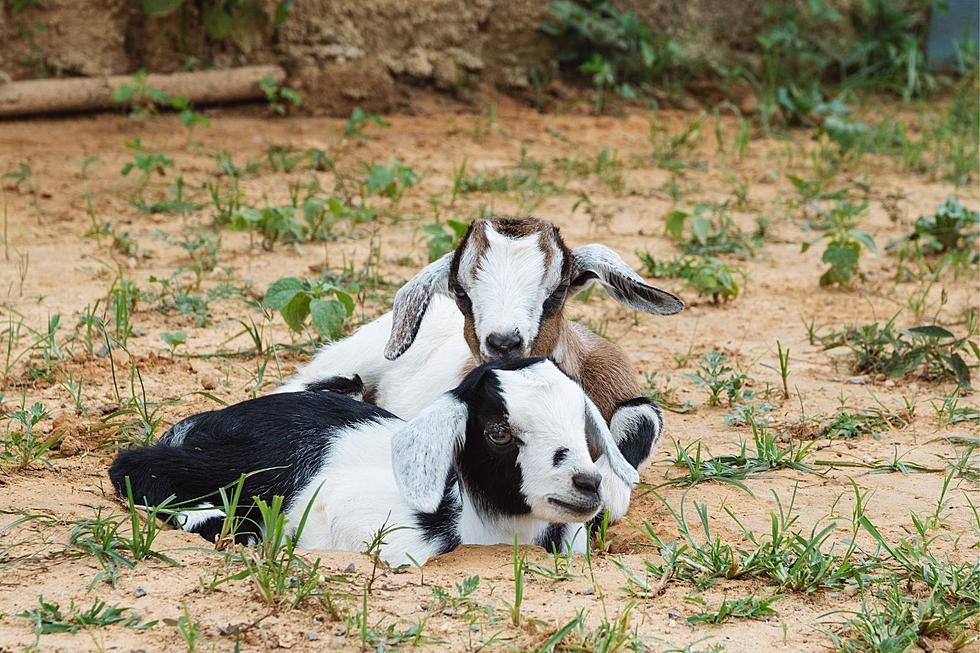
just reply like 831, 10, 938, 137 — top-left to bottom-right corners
494, 362, 605, 521
454, 224, 565, 361
382, 216, 684, 363
391, 358, 639, 521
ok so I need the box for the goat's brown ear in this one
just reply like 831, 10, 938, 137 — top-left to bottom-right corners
384, 253, 452, 360
569, 244, 684, 315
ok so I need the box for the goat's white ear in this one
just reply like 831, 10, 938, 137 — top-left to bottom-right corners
570, 244, 684, 315
583, 396, 639, 486
391, 394, 468, 513
384, 253, 453, 360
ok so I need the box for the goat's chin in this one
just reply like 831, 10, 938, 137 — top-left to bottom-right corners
538, 496, 601, 522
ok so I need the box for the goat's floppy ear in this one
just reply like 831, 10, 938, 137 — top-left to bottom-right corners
570, 244, 684, 315
384, 253, 452, 360
391, 394, 468, 513
583, 396, 640, 487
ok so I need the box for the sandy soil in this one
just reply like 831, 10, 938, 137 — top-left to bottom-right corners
0, 96, 977, 652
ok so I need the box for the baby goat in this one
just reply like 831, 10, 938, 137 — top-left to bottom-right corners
109, 358, 638, 566
279, 217, 684, 521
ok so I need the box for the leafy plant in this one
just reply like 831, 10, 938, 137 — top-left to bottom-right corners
685, 594, 781, 624
262, 276, 356, 341
422, 219, 468, 262
664, 203, 761, 258
685, 351, 751, 407
1, 401, 59, 470
18, 596, 155, 636
345, 107, 389, 139
895, 197, 979, 258
638, 252, 745, 303
815, 313, 978, 388
258, 75, 302, 116
541, 0, 683, 112
361, 159, 418, 206
801, 201, 876, 286
142, 0, 292, 52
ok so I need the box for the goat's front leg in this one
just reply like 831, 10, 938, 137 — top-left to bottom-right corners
595, 397, 664, 523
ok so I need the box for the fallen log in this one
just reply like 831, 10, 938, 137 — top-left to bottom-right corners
0, 65, 286, 118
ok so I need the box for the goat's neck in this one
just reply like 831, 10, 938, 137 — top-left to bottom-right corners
550, 319, 586, 380
457, 491, 550, 546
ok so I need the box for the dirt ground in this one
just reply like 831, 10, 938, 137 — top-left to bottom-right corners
0, 95, 977, 652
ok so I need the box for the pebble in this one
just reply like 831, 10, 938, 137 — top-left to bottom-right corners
847, 376, 865, 384
582, 587, 594, 595
667, 609, 680, 619
306, 632, 319, 641
344, 563, 356, 573
134, 586, 146, 598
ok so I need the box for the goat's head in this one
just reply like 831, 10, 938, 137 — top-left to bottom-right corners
390, 358, 639, 522
384, 216, 684, 362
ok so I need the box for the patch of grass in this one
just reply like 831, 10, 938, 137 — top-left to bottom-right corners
1, 401, 59, 471
684, 351, 752, 407
18, 596, 156, 638
665, 203, 762, 258
641, 483, 881, 594
540, 0, 684, 112
685, 593, 781, 625
661, 418, 814, 492
642, 371, 695, 414
638, 252, 745, 303
814, 313, 978, 389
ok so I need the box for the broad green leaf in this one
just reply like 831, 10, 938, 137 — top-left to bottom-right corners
903, 325, 955, 339
159, 331, 187, 347
664, 209, 688, 240
847, 229, 878, 253
202, 3, 232, 39
279, 293, 311, 333
691, 216, 710, 245
262, 277, 305, 309
945, 353, 971, 389
331, 290, 355, 316
310, 299, 347, 340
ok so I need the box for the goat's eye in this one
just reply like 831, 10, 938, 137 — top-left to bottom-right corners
452, 286, 472, 308
543, 285, 567, 311
486, 425, 513, 446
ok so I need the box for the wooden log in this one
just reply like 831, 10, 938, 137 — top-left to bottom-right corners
0, 65, 286, 118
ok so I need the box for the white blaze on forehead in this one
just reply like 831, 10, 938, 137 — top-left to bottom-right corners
457, 223, 564, 355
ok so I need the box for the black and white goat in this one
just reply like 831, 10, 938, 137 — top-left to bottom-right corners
109, 358, 639, 566
279, 217, 684, 521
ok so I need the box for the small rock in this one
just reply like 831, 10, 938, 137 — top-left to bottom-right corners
55, 433, 82, 456
96, 344, 110, 358
134, 586, 146, 598
668, 618, 677, 627
847, 376, 865, 384
200, 374, 218, 391
667, 609, 681, 619
884, 379, 895, 387
442, 607, 455, 616
344, 563, 356, 573
306, 632, 319, 641
470, 625, 479, 633
582, 587, 594, 596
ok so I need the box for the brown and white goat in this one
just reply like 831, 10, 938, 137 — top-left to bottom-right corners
279, 217, 684, 521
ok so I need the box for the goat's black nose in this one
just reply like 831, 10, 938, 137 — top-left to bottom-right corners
572, 472, 602, 495
486, 331, 523, 358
